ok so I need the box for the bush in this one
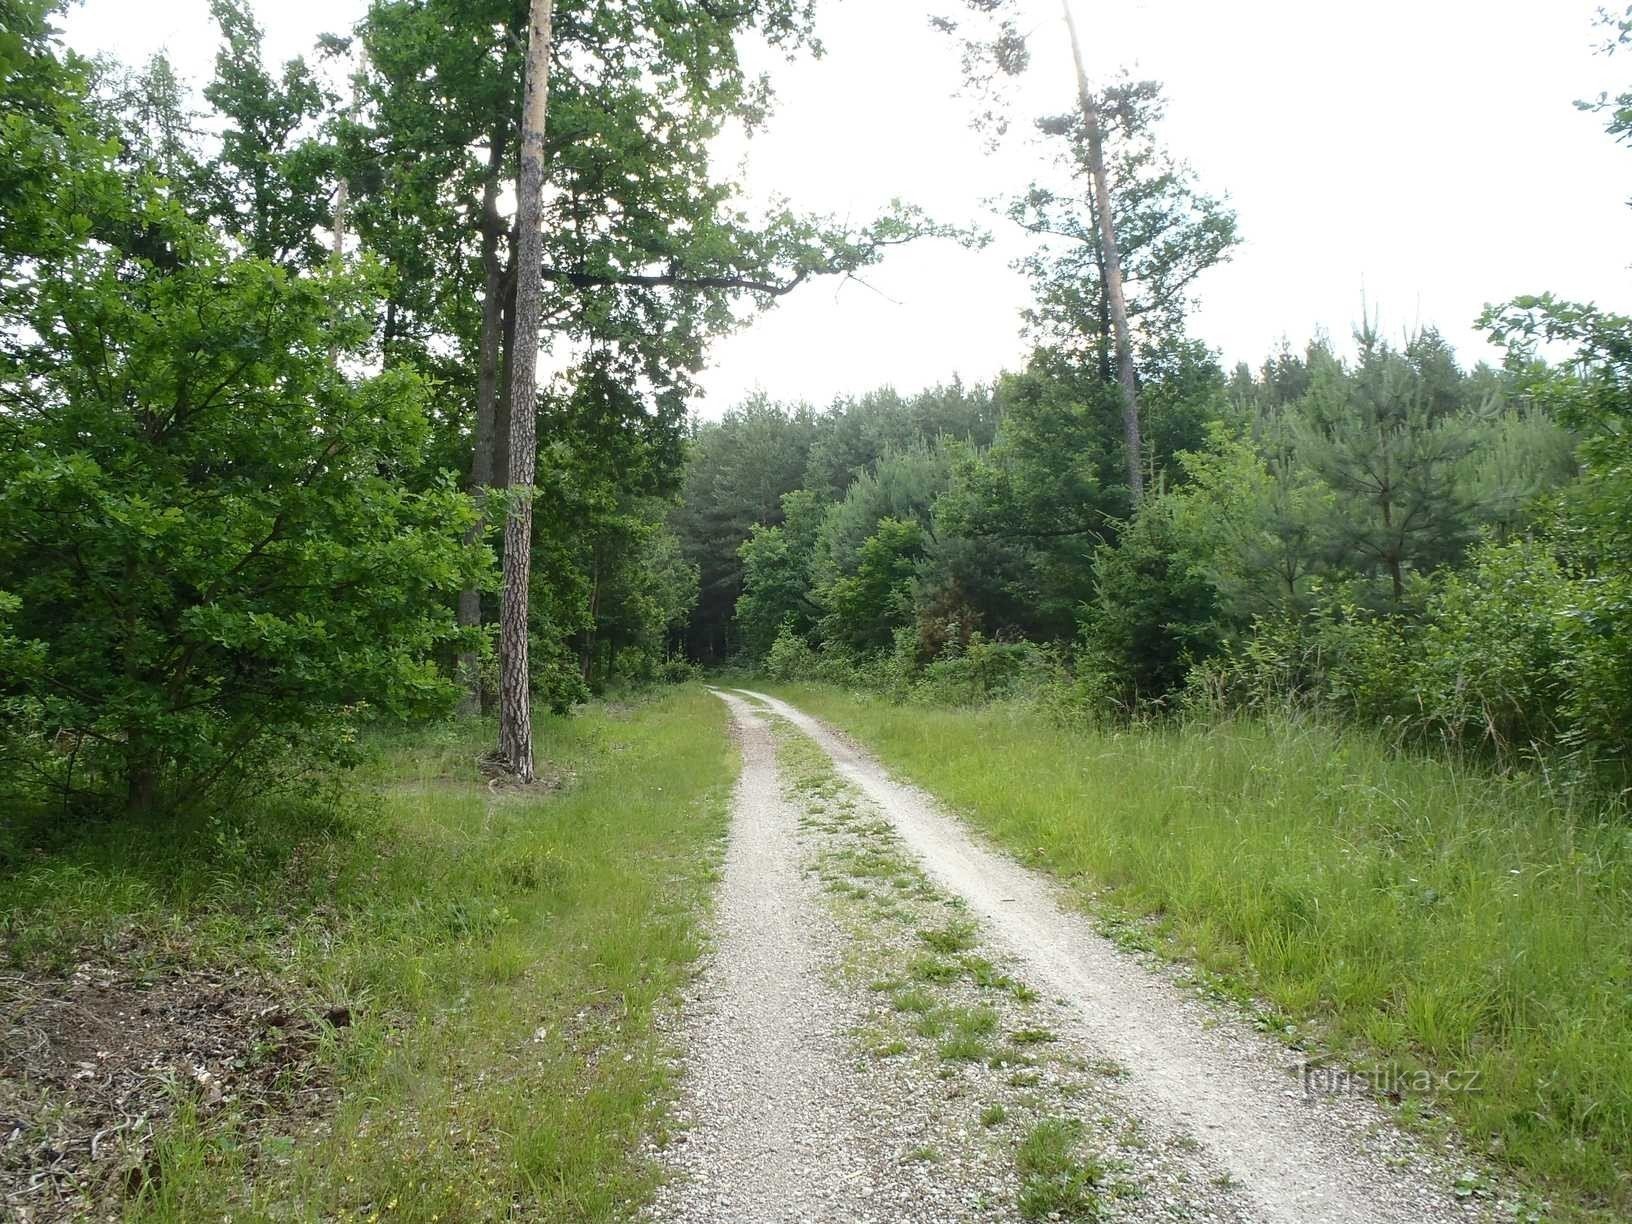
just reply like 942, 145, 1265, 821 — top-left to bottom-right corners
1079, 500, 1223, 710
765, 623, 819, 682
1188, 585, 1420, 725
0, 149, 483, 815
856, 626, 921, 702
656, 656, 699, 684
1191, 537, 1632, 771
915, 636, 1051, 707
1409, 540, 1571, 753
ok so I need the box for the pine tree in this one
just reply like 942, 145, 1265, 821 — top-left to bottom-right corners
1296, 330, 1477, 602
497, 0, 553, 781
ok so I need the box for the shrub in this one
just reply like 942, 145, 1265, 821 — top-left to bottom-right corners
916, 636, 1051, 707
1079, 500, 1223, 710
765, 623, 819, 681
1191, 538, 1632, 771
0, 76, 484, 815
1409, 540, 1571, 753
656, 656, 699, 684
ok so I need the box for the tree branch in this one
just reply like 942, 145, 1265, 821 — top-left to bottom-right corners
540, 234, 927, 300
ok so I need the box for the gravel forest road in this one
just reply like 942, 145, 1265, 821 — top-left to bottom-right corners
649, 689, 1495, 1224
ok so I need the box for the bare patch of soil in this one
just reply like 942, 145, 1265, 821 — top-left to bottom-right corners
475, 753, 573, 796
1, 938, 340, 1221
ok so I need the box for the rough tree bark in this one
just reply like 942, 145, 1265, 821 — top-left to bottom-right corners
493, 258, 518, 503
456, 134, 509, 716
496, 0, 553, 779
1062, 0, 1143, 503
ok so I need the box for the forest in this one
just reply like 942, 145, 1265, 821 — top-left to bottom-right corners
4, 0, 1632, 1220
4, 0, 1629, 813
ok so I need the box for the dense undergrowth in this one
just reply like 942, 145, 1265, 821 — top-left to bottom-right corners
1, 687, 733, 1221
762, 680, 1632, 1219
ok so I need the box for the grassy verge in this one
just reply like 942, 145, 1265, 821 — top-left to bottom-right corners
759, 682, 1632, 1219
2, 686, 734, 1221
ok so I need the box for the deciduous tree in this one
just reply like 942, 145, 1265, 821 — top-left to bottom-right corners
0, 8, 480, 815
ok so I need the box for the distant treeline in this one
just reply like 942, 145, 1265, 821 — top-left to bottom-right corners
674, 313, 1632, 772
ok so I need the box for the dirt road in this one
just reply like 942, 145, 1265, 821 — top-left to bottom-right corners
650, 690, 1498, 1223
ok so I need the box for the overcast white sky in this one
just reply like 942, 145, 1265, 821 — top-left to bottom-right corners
62, 0, 1632, 417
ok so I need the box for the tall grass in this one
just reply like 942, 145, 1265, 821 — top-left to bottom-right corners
2, 687, 735, 1221
771, 683, 1632, 1216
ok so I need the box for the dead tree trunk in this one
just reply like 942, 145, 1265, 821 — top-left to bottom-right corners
496, 0, 553, 780
1062, 0, 1143, 504
456, 133, 510, 716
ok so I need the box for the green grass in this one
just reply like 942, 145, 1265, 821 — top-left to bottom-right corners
766, 683, 1632, 1218
1, 687, 735, 1221
1015, 1117, 1106, 1219
937, 1004, 1000, 1063
892, 985, 938, 1014
918, 918, 979, 954
909, 954, 962, 983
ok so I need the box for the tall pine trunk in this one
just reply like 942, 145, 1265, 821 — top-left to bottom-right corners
1063, 0, 1143, 503
493, 259, 518, 504
456, 134, 510, 716
1085, 189, 1112, 384
497, 0, 553, 779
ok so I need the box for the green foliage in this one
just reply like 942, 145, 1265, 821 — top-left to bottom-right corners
654, 655, 700, 684
199, 0, 335, 267
765, 622, 821, 683
0, 254, 480, 814
1580, 4, 1632, 148
1204, 527, 1632, 769
351, 0, 963, 688
1162, 322, 1602, 761
1079, 500, 1222, 708
578, 507, 699, 690
679, 388, 997, 661
0, 15, 481, 816
690, 317, 1582, 746
1186, 292, 1629, 766
1169, 425, 1331, 623
1410, 542, 1577, 753
676, 396, 820, 658
685, 308, 1599, 772
818, 517, 927, 651
1012, 78, 1238, 383
810, 442, 953, 589
915, 637, 1059, 708
734, 489, 825, 660
1294, 329, 1481, 603
802, 381, 999, 500
932, 363, 1115, 639
1459, 405, 1579, 539
1183, 592, 1403, 726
